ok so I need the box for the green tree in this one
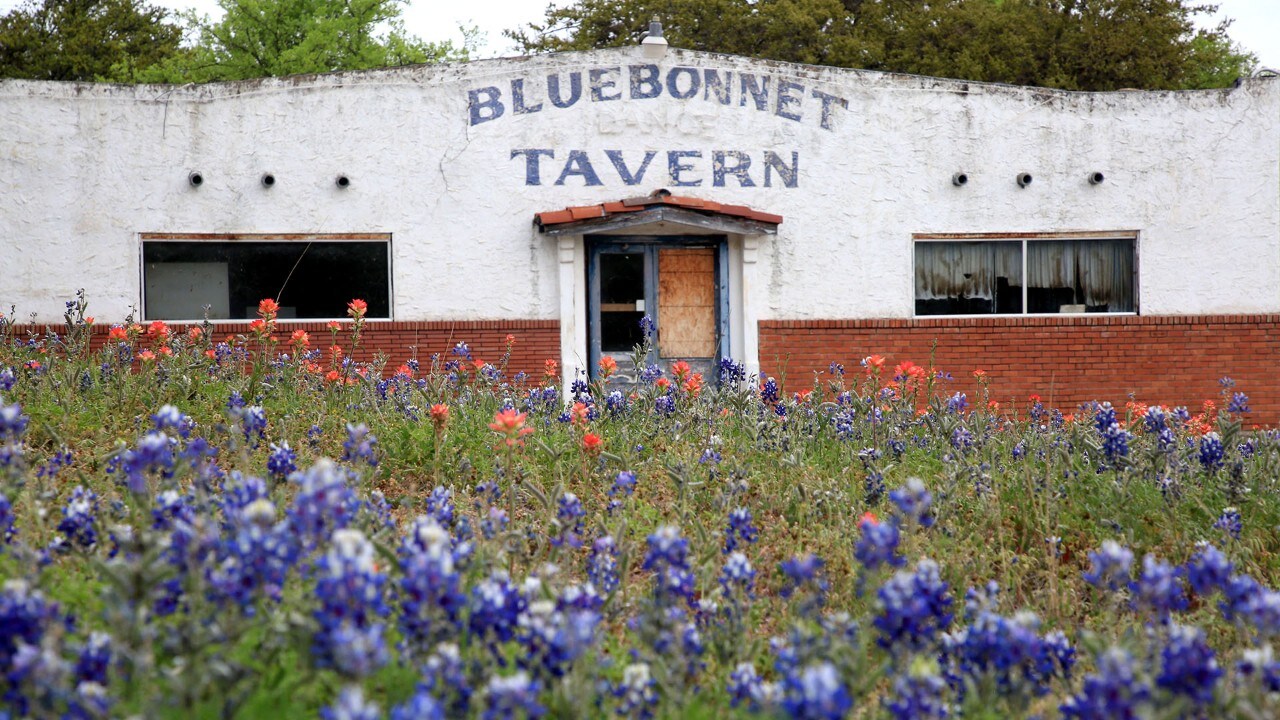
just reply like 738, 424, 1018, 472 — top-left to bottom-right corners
139, 0, 473, 83
0, 0, 183, 81
508, 0, 1257, 91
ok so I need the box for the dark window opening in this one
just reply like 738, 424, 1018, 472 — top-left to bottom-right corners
142, 239, 390, 321
599, 252, 645, 351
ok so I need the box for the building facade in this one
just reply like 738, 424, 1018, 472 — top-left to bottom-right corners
2, 48, 1279, 415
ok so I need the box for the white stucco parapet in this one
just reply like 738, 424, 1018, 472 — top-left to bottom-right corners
1, 47, 1278, 324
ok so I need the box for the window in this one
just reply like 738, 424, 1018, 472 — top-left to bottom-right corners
913, 232, 1136, 316
141, 233, 391, 321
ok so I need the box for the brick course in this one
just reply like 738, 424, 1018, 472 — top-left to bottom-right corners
759, 315, 1280, 423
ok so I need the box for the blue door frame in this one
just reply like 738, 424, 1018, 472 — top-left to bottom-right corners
586, 235, 730, 382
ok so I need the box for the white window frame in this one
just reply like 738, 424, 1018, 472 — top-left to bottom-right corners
911, 230, 1139, 318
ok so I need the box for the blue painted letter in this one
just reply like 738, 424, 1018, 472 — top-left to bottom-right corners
666, 67, 701, 100
548, 72, 582, 109
712, 151, 755, 187
512, 78, 542, 114
511, 149, 554, 185
605, 150, 657, 185
555, 150, 603, 186
629, 65, 662, 99
775, 81, 804, 122
468, 86, 504, 125
763, 151, 798, 188
590, 67, 622, 102
668, 151, 702, 187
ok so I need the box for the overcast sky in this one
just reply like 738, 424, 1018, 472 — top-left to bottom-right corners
2, 0, 1277, 70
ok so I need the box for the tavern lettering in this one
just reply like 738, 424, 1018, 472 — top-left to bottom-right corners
510, 149, 799, 188
469, 65, 848, 131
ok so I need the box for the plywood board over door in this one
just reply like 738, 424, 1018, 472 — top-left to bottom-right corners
658, 247, 717, 358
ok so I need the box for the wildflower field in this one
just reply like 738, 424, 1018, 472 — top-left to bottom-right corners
3, 295, 1280, 719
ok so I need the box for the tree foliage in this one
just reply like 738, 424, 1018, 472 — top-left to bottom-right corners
508, 0, 1257, 91
0, 0, 183, 81
138, 0, 472, 83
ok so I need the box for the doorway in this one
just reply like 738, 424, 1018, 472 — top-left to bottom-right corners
587, 236, 728, 386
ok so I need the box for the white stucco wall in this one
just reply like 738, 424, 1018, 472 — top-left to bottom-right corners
1, 47, 1278, 324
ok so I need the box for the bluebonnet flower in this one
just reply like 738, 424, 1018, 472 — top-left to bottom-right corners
552, 493, 585, 548
1220, 573, 1262, 623
781, 554, 828, 614
1199, 433, 1225, 472
307, 423, 324, 447
1246, 588, 1280, 638
425, 486, 455, 527
0, 492, 15, 546
940, 609, 1074, 702
699, 447, 721, 465
644, 525, 689, 574
452, 341, 473, 360
889, 478, 935, 528
111, 430, 176, 495
74, 632, 111, 686
422, 643, 473, 716
875, 559, 953, 654
1228, 392, 1250, 414
266, 442, 296, 479
1157, 624, 1221, 707
723, 507, 759, 554
289, 459, 361, 547
390, 686, 445, 720
946, 392, 968, 413
638, 315, 656, 338
1184, 542, 1233, 596
720, 358, 746, 385
1236, 646, 1280, 693
1099, 422, 1130, 464
780, 661, 853, 720
0, 367, 14, 391
605, 390, 628, 414
885, 666, 949, 719
654, 393, 676, 415
238, 405, 267, 445
398, 517, 465, 653
1214, 507, 1243, 540
761, 377, 780, 404
341, 423, 378, 467
1, 398, 30, 441
366, 490, 396, 531
1059, 647, 1150, 719
1093, 402, 1117, 433
481, 506, 509, 540
720, 551, 756, 596
727, 662, 766, 710
483, 671, 544, 720
855, 515, 903, 571
321, 685, 380, 720
640, 363, 663, 384
312, 529, 389, 678
1129, 554, 1188, 622
516, 599, 600, 679
611, 471, 637, 500
950, 426, 973, 450
588, 535, 620, 594
469, 571, 526, 646
220, 473, 268, 520
208, 498, 298, 612
614, 662, 659, 719
0, 579, 63, 669
1082, 540, 1134, 592
55, 486, 99, 551
150, 404, 193, 438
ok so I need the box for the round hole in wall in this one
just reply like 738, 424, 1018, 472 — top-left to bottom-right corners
188, 171, 203, 187
336, 175, 351, 189
1088, 172, 1105, 185
952, 172, 968, 186
1017, 172, 1033, 188
261, 173, 276, 188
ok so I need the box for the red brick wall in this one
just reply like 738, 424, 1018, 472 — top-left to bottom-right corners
18, 320, 561, 381
759, 315, 1280, 422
